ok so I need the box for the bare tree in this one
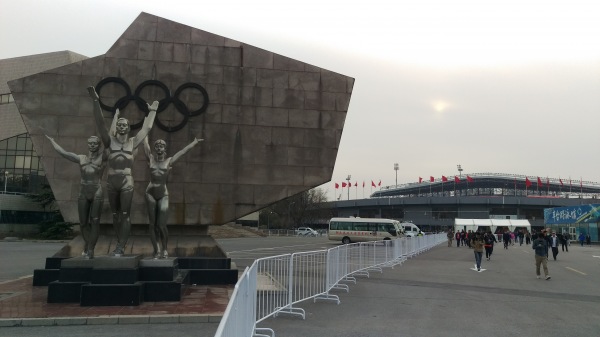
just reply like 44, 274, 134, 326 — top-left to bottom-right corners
259, 187, 332, 229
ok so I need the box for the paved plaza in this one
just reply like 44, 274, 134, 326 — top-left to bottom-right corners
2, 238, 600, 336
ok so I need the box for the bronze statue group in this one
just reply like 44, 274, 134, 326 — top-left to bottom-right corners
47, 87, 202, 259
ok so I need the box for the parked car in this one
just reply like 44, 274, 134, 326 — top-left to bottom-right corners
295, 227, 318, 236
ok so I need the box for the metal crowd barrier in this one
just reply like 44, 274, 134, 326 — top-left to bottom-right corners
214, 233, 446, 337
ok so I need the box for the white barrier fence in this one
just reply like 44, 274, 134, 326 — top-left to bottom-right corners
214, 234, 446, 337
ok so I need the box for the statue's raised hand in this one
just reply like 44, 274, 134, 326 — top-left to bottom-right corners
87, 86, 99, 101
147, 101, 159, 112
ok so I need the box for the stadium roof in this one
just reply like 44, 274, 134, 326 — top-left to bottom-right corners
371, 173, 600, 198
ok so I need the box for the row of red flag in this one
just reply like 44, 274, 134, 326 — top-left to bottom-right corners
420, 176, 474, 183
335, 176, 582, 189
524, 177, 581, 188
335, 180, 381, 189
421, 176, 581, 188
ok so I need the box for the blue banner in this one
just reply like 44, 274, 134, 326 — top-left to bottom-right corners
544, 204, 600, 224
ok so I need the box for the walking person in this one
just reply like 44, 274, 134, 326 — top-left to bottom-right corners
578, 233, 585, 246
550, 232, 560, 260
586, 234, 591, 246
560, 232, 569, 252
455, 231, 461, 248
525, 231, 531, 245
447, 229, 454, 247
533, 232, 551, 280
483, 231, 497, 261
503, 230, 510, 249
518, 230, 524, 246
472, 232, 485, 271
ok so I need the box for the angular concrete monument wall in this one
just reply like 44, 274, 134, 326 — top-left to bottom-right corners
8, 12, 354, 226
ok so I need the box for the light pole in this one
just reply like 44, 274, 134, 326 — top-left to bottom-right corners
394, 163, 399, 187
3, 171, 8, 194
457, 164, 463, 178
346, 175, 351, 200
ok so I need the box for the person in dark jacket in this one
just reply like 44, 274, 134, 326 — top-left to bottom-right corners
586, 234, 591, 246
532, 233, 551, 280
502, 230, 510, 249
560, 232, 568, 252
483, 231, 497, 261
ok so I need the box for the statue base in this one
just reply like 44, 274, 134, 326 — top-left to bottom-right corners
35, 225, 238, 305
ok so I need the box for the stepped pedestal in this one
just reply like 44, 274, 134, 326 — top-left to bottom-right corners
37, 244, 237, 305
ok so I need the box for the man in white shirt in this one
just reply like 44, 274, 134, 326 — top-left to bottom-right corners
550, 232, 560, 260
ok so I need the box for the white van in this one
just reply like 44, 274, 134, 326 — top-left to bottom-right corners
328, 217, 403, 244
401, 223, 421, 237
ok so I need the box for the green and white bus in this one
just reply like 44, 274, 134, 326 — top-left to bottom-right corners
328, 217, 404, 244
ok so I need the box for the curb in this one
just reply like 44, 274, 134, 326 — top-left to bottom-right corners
0, 314, 222, 327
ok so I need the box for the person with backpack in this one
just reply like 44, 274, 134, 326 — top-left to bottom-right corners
483, 231, 497, 261
533, 232, 551, 280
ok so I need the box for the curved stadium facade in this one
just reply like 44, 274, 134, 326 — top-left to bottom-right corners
326, 173, 600, 240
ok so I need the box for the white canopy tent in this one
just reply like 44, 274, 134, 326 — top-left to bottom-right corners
454, 218, 531, 233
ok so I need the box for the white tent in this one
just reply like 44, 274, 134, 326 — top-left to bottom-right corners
454, 218, 477, 233
454, 218, 531, 233
507, 219, 532, 232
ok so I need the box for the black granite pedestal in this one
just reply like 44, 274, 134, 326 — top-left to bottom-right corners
35, 233, 239, 306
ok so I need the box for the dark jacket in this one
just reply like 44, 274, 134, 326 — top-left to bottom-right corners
532, 237, 548, 257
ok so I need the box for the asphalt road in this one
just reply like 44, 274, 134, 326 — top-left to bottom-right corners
2, 237, 600, 337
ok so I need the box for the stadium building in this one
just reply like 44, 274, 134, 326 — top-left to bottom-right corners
0, 51, 88, 235
325, 173, 600, 241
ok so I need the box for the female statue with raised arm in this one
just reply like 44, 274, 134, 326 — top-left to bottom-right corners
45, 135, 107, 258
143, 136, 203, 258
88, 86, 158, 256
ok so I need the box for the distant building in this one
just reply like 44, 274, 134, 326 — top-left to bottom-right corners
0, 51, 88, 235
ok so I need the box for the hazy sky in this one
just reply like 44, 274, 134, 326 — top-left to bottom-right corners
2, 0, 600, 200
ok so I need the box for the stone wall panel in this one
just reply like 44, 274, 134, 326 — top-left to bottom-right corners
8, 12, 353, 225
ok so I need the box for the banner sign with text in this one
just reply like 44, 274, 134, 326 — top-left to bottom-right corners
544, 204, 600, 224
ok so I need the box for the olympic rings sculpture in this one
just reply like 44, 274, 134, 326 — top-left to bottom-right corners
94, 77, 209, 132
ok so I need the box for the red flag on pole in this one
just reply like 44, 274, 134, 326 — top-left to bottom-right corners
342, 182, 347, 188
371, 180, 376, 187
354, 182, 357, 187
454, 176, 460, 183
559, 178, 563, 186
525, 177, 532, 188
442, 176, 448, 182
430, 176, 434, 183
467, 175, 474, 183
378, 180, 381, 186
419, 177, 423, 183
362, 181, 365, 188
537, 177, 543, 187
335, 183, 339, 189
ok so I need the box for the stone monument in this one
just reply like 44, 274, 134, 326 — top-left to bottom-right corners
9, 12, 354, 259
